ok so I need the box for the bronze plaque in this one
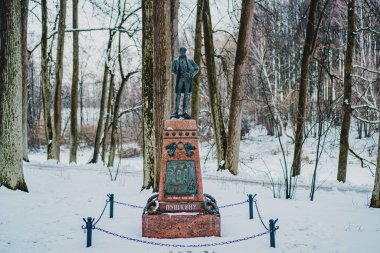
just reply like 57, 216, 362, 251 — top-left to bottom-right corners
165, 160, 197, 195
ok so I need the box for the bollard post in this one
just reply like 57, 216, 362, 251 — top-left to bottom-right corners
248, 194, 254, 219
109, 194, 114, 218
269, 218, 278, 248
83, 217, 94, 248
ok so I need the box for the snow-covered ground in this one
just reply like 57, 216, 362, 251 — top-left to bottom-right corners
1, 125, 379, 253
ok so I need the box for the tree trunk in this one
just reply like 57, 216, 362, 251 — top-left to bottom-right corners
370, 125, 380, 207
169, 0, 179, 113
141, 0, 155, 190
0, 0, 29, 192
107, 79, 127, 168
69, 0, 79, 163
202, 0, 227, 168
21, 0, 30, 162
102, 72, 114, 163
53, 0, 67, 161
191, 0, 204, 124
153, 0, 172, 191
225, 0, 255, 175
41, 0, 55, 160
291, 0, 318, 176
90, 61, 109, 163
337, 0, 355, 183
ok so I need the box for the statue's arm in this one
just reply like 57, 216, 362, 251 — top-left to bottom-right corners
191, 60, 199, 78
172, 60, 177, 75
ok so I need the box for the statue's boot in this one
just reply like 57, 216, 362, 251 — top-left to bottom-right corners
182, 92, 191, 119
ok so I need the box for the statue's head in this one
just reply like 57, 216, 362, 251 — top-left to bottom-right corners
179, 46, 187, 57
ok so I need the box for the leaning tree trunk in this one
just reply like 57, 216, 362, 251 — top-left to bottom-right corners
107, 79, 127, 168
203, 0, 227, 168
370, 125, 380, 207
141, 0, 155, 190
291, 0, 318, 176
41, 0, 55, 160
21, 0, 30, 162
0, 0, 29, 192
90, 33, 114, 163
53, 0, 67, 161
337, 0, 355, 183
153, 0, 172, 192
69, 0, 79, 163
225, 0, 255, 175
191, 0, 204, 124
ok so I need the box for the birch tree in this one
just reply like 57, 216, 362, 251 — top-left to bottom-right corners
0, 0, 29, 192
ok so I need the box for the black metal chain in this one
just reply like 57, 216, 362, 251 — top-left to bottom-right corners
93, 199, 109, 226
253, 199, 269, 231
114, 200, 247, 210
94, 226, 270, 247
114, 201, 144, 209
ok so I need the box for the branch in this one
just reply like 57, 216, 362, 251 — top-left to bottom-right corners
118, 102, 142, 119
348, 148, 375, 176
213, 29, 237, 44
353, 65, 380, 75
30, 27, 141, 54
355, 27, 380, 35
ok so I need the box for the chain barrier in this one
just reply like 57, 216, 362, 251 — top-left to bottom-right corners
114, 201, 144, 209
253, 199, 269, 231
219, 200, 247, 209
94, 226, 270, 248
82, 194, 280, 248
92, 198, 109, 226
114, 200, 248, 210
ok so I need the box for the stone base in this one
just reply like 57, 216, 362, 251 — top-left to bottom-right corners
142, 213, 221, 238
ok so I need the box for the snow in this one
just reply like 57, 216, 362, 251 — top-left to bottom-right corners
1, 125, 379, 253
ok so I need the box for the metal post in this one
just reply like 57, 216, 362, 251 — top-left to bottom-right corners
109, 194, 114, 218
248, 194, 254, 219
269, 218, 278, 248
83, 217, 94, 248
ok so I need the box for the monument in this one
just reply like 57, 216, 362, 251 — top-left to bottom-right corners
171, 46, 199, 119
142, 47, 220, 238
142, 120, 220, 238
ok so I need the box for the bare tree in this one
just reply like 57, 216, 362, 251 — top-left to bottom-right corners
108, 33, 138, 167
203, 0, 227, 169
291, 0, 319, 176
40, 0, 55, 160
153, 0, 172, 191
70, 0, 79, 163
53, 0, 67, 161
337, 0, 356, 182
0, 0, 28, 192
225, 0, 255, 175
370, 126, 380, 207
141, 0, 155, 190
90, 49, 110, 163
191, 0, 204, 124
21, 0, 30, 162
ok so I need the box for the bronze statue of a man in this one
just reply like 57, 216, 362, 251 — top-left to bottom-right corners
171, 46, 199, 119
